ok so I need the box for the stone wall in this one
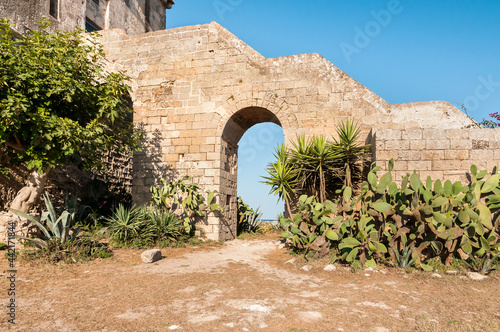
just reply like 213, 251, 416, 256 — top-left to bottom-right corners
0, 0, 171, 35
390, 101, 475, 130
375, 128, 500, 183
0, 11, 492, 242
0, 0, 86, 35
97, 22, 480, 240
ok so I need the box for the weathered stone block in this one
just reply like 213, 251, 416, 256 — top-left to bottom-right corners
421, 150, 445, 160
432, 160, 459, 171
376, 129, 402, 140
375, 150, 397, 161
422, 128, 444, 140
426, 140, 450, 150
449, 139, 472, 150
407, 160, 432, 171
444, 150, 469, 160
445, 129, 468, 139
472, 140, 490, 150
410, 140, 426, 150
141, 249, 162, 263
398, 150, 420, 161
470, 128, 494, 140
402, 130, 423, 140
385, 139, 409, 150
470, 150, 492, 161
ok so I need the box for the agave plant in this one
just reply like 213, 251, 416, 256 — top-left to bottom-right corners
65, 194, 92, 224
145, 208, 183, 241
463, 249, 500, 275
12, 193, 81, 248
242, 207, 264, 233
391, 234, 418, 269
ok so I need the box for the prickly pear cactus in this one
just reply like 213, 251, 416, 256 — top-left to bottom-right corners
280, 159, 500, 270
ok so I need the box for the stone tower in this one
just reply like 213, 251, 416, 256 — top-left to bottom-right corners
0, 0, 175, 35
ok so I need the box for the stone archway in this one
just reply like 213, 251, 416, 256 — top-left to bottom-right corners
96, 22, 485, 243
215, 107, 283, 241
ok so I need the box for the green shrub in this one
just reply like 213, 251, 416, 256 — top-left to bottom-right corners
106, 204, 143, 244
150, 176, 223, 234
237, 197, 263, 234
12, 193, 85, 248
106, 204, 184, 247
143, 208, 183, 241
280, 160, 500, 273
18, 237, 112, 263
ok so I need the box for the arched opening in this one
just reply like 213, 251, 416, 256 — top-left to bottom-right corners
238, 123, 285, 219
222, 106, 282, 145
219, 107, 284, 240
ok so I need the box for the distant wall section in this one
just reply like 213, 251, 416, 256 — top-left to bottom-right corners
375, 128, 500, 182
0, 0, 86, 34
0, 0, 173, 35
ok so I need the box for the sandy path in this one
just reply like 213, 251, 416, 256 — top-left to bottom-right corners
1, 238, 499, 331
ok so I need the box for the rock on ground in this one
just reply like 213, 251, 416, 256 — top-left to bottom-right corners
324, 264, 336, 271
141, 249, 162, 263
467, 272, 488, 280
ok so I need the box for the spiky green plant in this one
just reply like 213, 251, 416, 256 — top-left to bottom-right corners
105, 204, 143, 244
391, 234, 418, 269
242, 207, 263, 233
290, 135, 340, 203
262, 120, 371, 210
145, 209, 183, 241
12, 193, 81, 248
331, 119, 371, 188
463, 249, 500, 274
261, 144, 298, 216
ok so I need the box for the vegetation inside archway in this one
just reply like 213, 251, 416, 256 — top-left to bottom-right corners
261, 119, 371, 216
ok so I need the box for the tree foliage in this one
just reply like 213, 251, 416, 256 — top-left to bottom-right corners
0, 19, 143, 173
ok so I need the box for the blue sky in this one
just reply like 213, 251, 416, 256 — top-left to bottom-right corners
167, 0, 500, 218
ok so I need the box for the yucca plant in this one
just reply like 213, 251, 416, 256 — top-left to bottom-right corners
261, 144, 298, 216
262, 120, 371, 213
106, 204, 143, 244
12, 193, 81, 249
291, 135, 340, 203
145, 209, 183, 241
331, 119, 371, 188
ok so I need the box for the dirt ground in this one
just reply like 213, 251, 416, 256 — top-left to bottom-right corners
1, 234, 499, 332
